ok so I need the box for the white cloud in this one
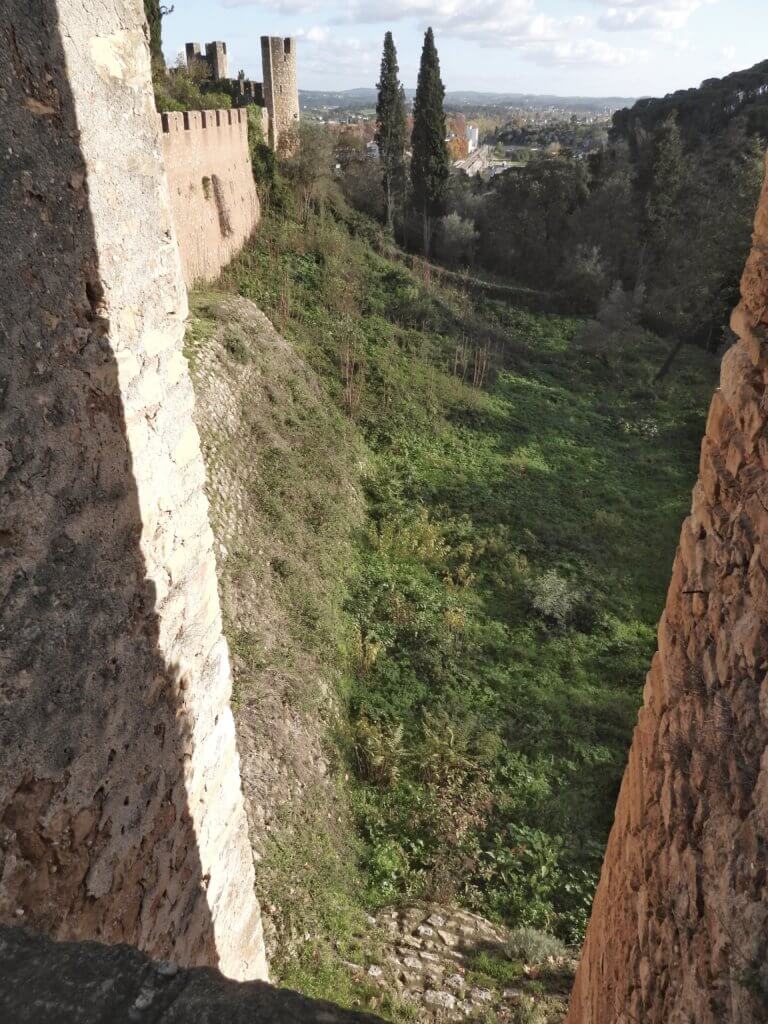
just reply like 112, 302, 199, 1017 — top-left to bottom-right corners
592, 0, 716, 33
295, 26, 379, 77
222, 0, 322, 11
523, 38, 645, 67
222, 0, 651, 70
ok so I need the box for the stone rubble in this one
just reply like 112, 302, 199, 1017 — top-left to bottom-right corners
343, 904, 570, 1022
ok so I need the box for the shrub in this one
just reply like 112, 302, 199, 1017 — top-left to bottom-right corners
247, 107, 279, 202
506, 927, 567, 965
511, 998, 548, 1024
528, 569, 578, 626
354, 717, 404, 788
152, 60, 232, 112
436, 213, 479, 268
223, 326, 250, 363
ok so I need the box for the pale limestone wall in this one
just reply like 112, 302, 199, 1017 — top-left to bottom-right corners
567, 154, 768, 1023
261, 36, 299, 151
0, 0, 265, 982
160, 109, 260, 286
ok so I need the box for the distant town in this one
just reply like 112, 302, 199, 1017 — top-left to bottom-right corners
301, 88, 623, 179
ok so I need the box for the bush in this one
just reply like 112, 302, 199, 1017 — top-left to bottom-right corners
152, 60, 232, 112
247, 107, 279, 202
560, 243, 608, 314
435, 213, 479, 268
354, 718, 403, 788
528, 570, 578, 627
511, 999, 548, 1024
506, 927, 567, 965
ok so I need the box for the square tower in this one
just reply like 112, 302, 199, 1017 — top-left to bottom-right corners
185, 42, 202, 66
205, 40, 229, 81
261, 36, 299, 151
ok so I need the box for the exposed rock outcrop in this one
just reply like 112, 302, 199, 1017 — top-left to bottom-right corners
0, 925, 383, 1024
567, 154, 768, 1023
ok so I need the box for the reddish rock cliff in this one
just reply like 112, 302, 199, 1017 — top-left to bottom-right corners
567, 153, 768, 1023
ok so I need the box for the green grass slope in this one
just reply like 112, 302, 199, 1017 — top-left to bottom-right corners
190, 205, 716, 1014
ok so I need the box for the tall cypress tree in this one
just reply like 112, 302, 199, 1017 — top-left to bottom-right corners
375, 33, 407, 232
144, 0, 165, 67
410, 27, 450, 256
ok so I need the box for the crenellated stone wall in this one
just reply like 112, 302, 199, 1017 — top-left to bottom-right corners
567, 153, 768, 1023
0, 0, 265, 982
159, 108, 262, 286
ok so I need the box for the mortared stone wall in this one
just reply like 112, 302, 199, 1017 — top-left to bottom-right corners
159, 108, 263, 286
0, 0, 266, 982
567, 153, 768, 1024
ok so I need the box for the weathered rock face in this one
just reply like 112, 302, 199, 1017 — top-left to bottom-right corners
567, 154, 768, 1023
0, 925, 383, 1024
0, 0, 264, 980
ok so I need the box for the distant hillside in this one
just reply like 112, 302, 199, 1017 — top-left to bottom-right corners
300, 87, 635, 113
612, 58, 768, 143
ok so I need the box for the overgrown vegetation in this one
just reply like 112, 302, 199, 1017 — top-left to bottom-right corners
152, 59, 233, 113
208, 138, 715, 1001
462, 69, 766, 348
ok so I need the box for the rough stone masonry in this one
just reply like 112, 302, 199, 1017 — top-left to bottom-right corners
0, 0, 266, 981
567, 153, 768, 1023
261, 36, 300, 151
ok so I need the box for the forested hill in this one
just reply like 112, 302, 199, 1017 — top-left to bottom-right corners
612, 58, 768, 144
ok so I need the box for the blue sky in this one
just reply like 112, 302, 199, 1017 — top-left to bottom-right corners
163, 1, 766, 98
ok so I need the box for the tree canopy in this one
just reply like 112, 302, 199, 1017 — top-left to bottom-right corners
143, 0, 164, 66
410, 27, 450, 255
375, 32, 408, 232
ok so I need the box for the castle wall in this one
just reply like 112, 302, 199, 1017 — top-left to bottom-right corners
567, 153, 768, 1023
159, 108, 261, 286
261, 36, 299, 151
0, 0, 266, 982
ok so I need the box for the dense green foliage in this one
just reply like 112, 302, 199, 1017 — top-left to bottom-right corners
144, 0, 164, 66
217, 164, 715, 953
611, 59, 768, 146
410, 28, 450, 255
376, 33, 408, 231
152, 60, 233, 113
441, 63, 766, 348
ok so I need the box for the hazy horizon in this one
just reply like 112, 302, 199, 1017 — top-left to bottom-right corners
163, 0, 765, 98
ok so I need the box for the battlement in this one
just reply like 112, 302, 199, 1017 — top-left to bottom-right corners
206, 75, 266, 109
182, 36, 298, 145
159, 106, 249, 135
157, 107, 263, 285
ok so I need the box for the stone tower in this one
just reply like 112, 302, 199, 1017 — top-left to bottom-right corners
186, 41, 228, 82
205, 40, 228, 81
261, 36, 299, 151
1, 0, 266, 983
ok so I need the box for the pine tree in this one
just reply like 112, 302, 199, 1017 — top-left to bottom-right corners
410, 27, 450, 256
375, 33, 407, 232
144, 0, 165, 67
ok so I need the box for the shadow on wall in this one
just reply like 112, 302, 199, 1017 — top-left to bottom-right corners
0, 2, 218, 967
